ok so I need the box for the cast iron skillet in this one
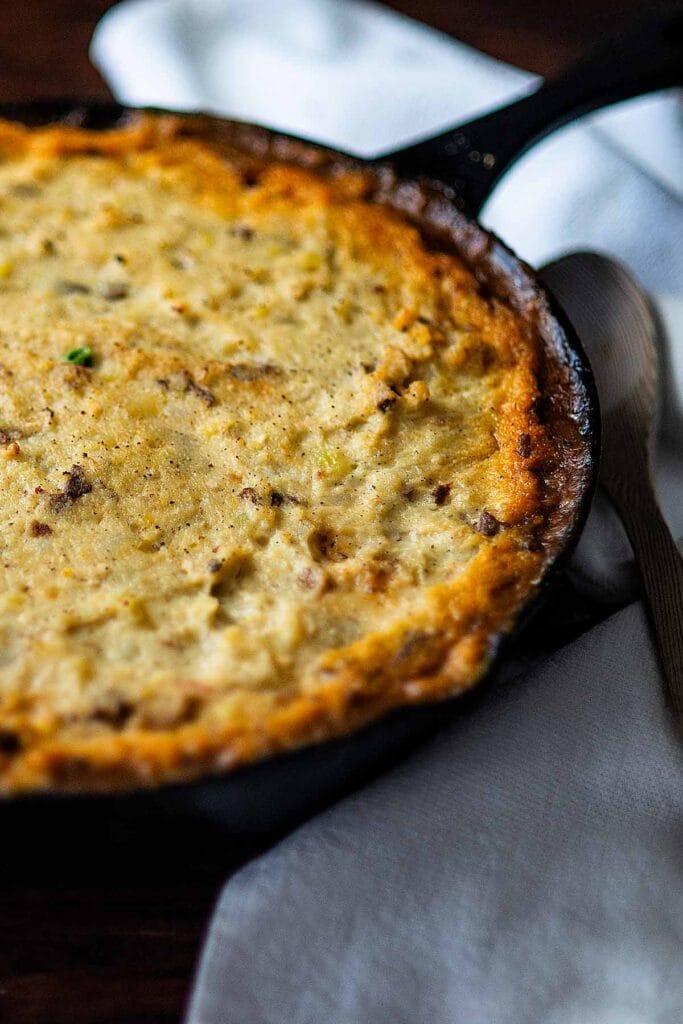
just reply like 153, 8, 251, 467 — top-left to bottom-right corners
1, 8, 681, 844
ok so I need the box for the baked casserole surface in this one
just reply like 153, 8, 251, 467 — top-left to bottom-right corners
0, 115, 574, 793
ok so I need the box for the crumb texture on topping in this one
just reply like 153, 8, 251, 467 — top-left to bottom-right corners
0, 116, 554, 792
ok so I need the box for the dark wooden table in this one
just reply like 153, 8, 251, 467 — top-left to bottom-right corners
0, 2, 666, 1022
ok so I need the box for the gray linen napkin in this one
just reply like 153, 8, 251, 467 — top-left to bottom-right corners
188, 605, 681, 1024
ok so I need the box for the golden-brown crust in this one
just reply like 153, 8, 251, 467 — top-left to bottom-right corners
0, 113, 591, 794
8, 540, 541, 793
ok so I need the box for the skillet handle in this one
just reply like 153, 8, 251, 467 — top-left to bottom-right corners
386, 6, 683, 218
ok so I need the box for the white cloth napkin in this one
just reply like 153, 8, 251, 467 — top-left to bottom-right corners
91, 3, 683, 1021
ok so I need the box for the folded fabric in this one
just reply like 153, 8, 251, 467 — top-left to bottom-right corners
91, 0, 534, 154
187, 603, 683, 1024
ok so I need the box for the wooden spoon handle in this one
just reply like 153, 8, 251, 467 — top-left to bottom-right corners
607, 477, 683, 722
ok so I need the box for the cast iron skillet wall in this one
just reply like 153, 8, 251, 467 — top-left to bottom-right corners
0, 8, 681, 845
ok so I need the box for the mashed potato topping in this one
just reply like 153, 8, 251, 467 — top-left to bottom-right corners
0, 116, 553, 792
